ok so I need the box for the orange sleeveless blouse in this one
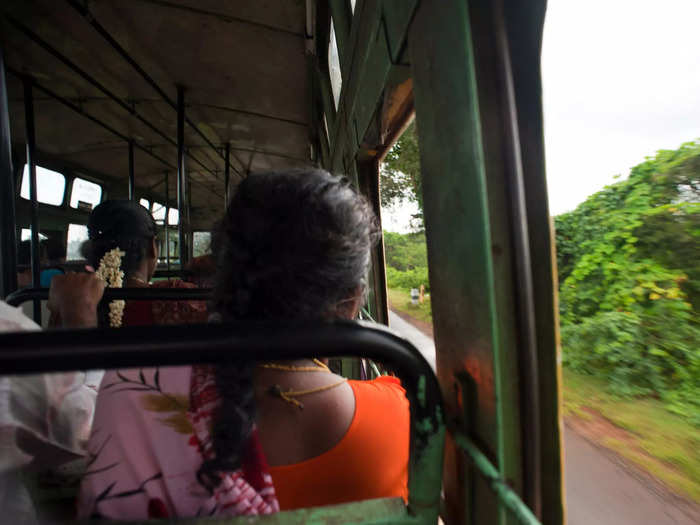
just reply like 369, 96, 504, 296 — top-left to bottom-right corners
269, 376, 410, 510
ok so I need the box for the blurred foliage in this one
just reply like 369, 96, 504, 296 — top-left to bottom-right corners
381, 122, 423, 228
383, 230, 430, 292
555, 141, 700, 423
383, 231, 428, 271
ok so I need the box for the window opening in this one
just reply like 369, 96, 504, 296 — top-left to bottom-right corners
168, 208, 179, 226
70, 177, 102, 210
66, 224, 89, 261
193, 231, 211, 258
20, 229, 48, 242
152, 202, 166, 223
328, 20, 342, 109
20, 165, 66, 206
139, 198, 150, 211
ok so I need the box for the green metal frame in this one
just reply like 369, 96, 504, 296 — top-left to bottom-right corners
312, 0, 561, 523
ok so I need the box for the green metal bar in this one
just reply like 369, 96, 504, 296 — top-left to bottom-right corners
360, 306, 375, 322
408, 1, 521, 522
454, 432, 541, 525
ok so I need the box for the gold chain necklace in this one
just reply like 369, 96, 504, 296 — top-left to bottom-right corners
261, 358, 346, 409
267, 379, 347, 410
260, 358, 330, 372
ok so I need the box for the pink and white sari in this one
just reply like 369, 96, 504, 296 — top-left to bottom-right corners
77, 365, 279, 519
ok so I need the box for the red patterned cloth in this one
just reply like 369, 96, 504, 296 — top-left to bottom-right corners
188, 365, 279, 515
122, 279, 208, 327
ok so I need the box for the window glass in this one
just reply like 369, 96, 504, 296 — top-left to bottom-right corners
70, 177, 102, 210
193, 231, 211, 257
152, 202, 166, 223
20, 229, 48, 241
350, 0, 356, 13
66, 224, 89, 260
20, 165, 66, 206
168, 208, 179, 226
328, 20, 342, 109
139, 198, 150, 211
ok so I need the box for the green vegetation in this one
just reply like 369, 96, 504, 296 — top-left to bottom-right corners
563, 369, 700, 501
383, 231, 430, 292
555, 141, 700, 424
387, 287, 432, 325
382, 139, 699, 498
381, 123, 423, 228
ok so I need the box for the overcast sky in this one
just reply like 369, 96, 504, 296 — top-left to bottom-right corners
543, 0, 700, 215
384, 0, 700, 230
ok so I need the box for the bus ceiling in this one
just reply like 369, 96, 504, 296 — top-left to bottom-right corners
0, 0, 328, 229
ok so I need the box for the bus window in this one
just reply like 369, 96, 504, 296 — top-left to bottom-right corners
139, 198, 150, 211
66, 224, 88, 261
168, 208, 179, 226
328, 20, 342, 109
193, 231, 211, 257
152, 202, 166, 223
20, 229, 48, 241
69, 177, 102, 210
20, 165, 66, 206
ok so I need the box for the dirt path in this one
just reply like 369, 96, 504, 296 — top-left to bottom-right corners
387, 309, 700, 525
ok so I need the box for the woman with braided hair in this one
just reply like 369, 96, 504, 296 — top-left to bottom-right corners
54, 169, 409, 519
77, 199, 207, 327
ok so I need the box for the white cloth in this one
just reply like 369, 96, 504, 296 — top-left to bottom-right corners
0, 301, 102, 523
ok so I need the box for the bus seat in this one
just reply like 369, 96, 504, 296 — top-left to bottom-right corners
0, 319, 444, 524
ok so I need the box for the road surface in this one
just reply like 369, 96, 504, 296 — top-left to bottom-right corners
388, 310, 698, 525
388, 310, 436, 370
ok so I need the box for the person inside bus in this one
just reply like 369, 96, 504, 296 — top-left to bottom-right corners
49, 169, 409, 519
74, 199, 207, 326
39, 237, 66, 287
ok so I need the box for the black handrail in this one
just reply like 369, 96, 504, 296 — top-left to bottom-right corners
0, 320, 444, 518
5, 287, 214, 307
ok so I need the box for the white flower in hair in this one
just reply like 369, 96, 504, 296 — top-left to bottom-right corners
95, 248, 126, 328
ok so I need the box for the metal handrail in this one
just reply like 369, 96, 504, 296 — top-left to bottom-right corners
5, 287, 214, 307
453, 431, 541, 524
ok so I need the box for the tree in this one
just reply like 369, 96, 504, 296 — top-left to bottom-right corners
554, 141, 700, 421
381, 122, 423, 226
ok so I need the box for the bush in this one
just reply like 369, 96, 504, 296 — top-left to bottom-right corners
386, 266, 430, 292
556, 141, 700, 423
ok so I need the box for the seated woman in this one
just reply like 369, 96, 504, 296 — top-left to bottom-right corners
50, 170, 409, 519
80, 200, 207, 326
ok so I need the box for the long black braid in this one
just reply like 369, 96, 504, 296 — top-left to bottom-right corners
196, 168, 379, 490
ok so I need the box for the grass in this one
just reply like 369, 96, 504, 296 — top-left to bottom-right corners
563, 369, 700, 502
387, 287, 433, 324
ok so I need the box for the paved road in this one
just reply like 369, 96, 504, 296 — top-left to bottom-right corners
388, 310, 698, 525
388, 310, 435, 370
564, 427, 696, 525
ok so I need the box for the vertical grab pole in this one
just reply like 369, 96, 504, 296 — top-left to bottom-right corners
0, 50, 18, 298
224, 142, 230, 207
176, 86, 187, 274
128, 139, 135, 200
23, 76, 41, 323
164, 171, 170, 273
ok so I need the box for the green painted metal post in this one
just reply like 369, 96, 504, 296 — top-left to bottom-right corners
408, 0, 550, 523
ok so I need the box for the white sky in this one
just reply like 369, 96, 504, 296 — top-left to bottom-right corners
543, 0, 700, 215
384, 0, 700, 230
